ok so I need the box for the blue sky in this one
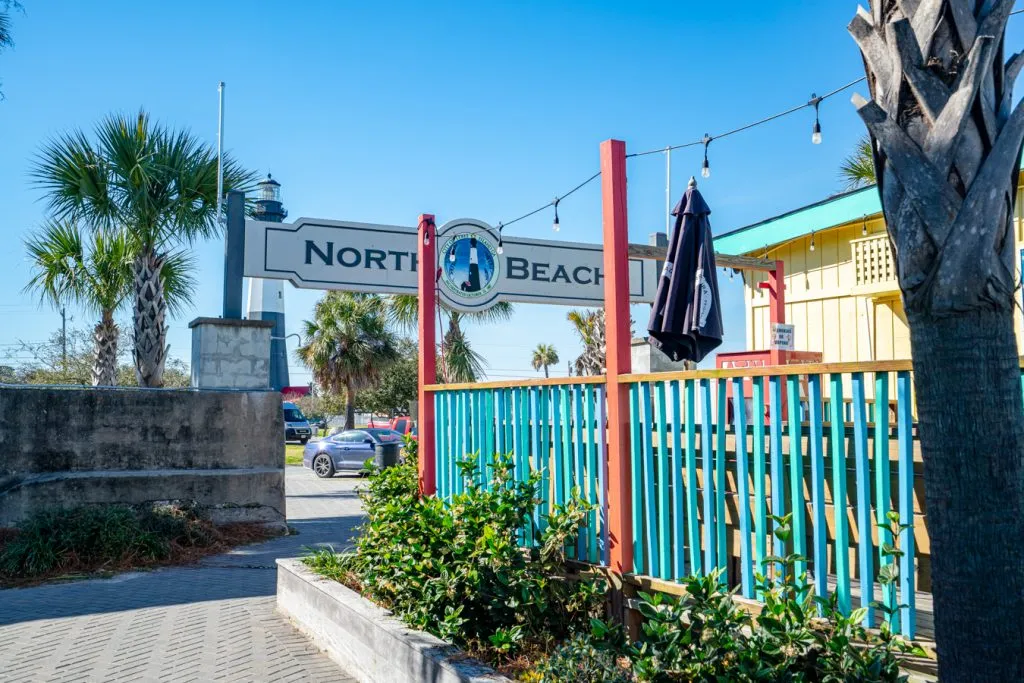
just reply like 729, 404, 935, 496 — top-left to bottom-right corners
2, 1, 1021, 384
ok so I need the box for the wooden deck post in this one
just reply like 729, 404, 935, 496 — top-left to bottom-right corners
417, 214, 437, 496
762, 260, 788, 368
601, 140, 634, 577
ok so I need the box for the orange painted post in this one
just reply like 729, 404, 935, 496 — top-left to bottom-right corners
417, 214, 438, 496
601, 139, 633, 575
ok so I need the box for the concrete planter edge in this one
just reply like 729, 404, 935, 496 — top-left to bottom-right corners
275, 558, 515, 683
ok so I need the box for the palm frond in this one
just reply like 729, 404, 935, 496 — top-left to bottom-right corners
531, 343, 559, 371
23, 220, 86, 307
441, 319, 487, 383
839, 135, 877, 191
296, 292, 400, 397
85, 229, 132, 312
159, 249, 198, 317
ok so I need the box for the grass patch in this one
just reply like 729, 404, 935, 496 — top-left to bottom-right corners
285, 444, 305, 466
0, 503, 276, 586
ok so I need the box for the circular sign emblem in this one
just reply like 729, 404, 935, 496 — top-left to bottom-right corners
437, 219, 501, 311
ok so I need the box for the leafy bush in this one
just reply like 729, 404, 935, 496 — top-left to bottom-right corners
534, 620, 631, 683
0, 502, 231, 579
536, 514, 925, 683
304, 435, 605, 655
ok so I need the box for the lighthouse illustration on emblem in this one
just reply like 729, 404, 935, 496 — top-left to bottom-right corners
464, 236, 481, 292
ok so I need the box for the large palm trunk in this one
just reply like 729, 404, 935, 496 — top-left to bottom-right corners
910, 310, 1024, 679
132, 249, 168, 388
344, 380, 356, 431
91, 310, 119, 386
850, 2, 1024, 679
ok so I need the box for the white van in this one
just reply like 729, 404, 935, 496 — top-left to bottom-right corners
283, 402, 313, 444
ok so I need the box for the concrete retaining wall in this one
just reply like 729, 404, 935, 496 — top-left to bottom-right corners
0, 385, 285, 528
277, 559, 512, 683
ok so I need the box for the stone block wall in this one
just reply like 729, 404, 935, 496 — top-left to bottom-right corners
190, 317, 274, 390
0, 385, 285, 528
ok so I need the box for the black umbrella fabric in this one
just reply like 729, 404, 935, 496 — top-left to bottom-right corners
647, 181, 723, 363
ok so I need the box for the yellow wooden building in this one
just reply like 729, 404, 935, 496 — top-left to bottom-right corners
714, 172, 1024, 363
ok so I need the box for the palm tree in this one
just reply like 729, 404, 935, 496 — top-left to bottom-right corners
850, 2, 1024, 678
32, 110, 256, 387
24, 221, 195, 386
387, 295, 512, 384
296, 292, 400, 431
439, 311, 488, 383
567, 308, 607, 376
531, 343, 559, 378
838, 135, 877, 191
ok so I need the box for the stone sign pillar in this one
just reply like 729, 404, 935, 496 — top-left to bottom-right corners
190, 317, 274, 389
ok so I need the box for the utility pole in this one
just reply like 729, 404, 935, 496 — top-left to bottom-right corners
60, 307, 67, 370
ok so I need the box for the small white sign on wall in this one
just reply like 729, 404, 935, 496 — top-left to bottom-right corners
771, 323, 795, 351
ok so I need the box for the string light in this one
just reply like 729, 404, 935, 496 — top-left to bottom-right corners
552, 198, 561, 232
809, 231, 816, 252
497, 223, 505, 254
449, 248, 456, 263
862, 215, 868, 236
701, 134, 712, 179
810, 93, 823, 145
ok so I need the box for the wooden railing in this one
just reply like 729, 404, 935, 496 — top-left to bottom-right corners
424, 358, 1024, 641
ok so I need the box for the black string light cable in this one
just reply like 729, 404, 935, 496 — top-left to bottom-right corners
492, 7, 1024, 236
627, 76, 867, 159
492, 77, 865, 233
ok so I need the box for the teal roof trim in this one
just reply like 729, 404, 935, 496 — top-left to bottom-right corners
715, 185, 882, 256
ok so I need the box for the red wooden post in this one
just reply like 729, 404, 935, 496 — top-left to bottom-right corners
417, 214, 437, 496
601, 139, 633, 575
760, 260, 788, 367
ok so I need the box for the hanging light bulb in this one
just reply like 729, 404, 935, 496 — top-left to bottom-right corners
861, 216, 868, 236
552, 198, 561, 232
423, 230, 430, 246
449, 248, 456, 263
809, 231, 816, 252
729, 269, 734, 281
810, 94, 823, 145
497, 223, 504, 255
701, 134, 712, 179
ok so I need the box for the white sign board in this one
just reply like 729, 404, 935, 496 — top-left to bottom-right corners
771, 323, 795, 351
243, 217, 658, 311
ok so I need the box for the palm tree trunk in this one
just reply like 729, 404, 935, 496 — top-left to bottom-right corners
909, 310, 1024, 681
132, 249, 167, 388
543, 364, 549, 379
344, 380, 356, 431
92, 310, 119, 386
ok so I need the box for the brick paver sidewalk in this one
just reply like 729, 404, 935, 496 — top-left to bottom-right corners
0, 467, 363, 683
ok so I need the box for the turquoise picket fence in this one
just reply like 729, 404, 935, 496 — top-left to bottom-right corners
427, 360, 934, 640
431, 379, 608, 565
622, 363, 920, 638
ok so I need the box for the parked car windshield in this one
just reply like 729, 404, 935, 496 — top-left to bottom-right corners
283, 408, 306, 422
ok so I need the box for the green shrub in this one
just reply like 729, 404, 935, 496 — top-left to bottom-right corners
0, 503, 217, 578
535, 514, 926, 683
304, 438, 605, 653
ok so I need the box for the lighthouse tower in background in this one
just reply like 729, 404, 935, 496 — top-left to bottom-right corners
247, 174, 290, 391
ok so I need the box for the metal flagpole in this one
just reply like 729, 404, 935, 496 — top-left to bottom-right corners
216, 82, 225, 224
665, 146, 672, 234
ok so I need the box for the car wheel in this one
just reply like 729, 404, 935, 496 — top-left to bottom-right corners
312, 454, 335, 478
300, 437, 309, 445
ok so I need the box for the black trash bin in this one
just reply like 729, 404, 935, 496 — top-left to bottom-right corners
374, 442, 401, 470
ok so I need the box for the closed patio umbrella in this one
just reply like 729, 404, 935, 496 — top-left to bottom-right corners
647, 178, 723, 363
